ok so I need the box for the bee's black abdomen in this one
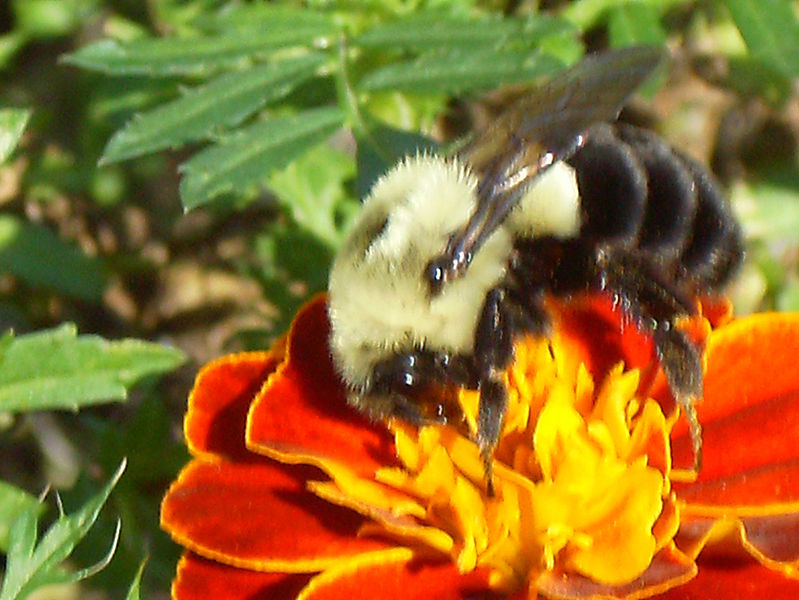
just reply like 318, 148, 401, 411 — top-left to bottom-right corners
616, 125, 697, 259
566, 124, 742, 295
570, 125, 646, 245
675, 154, 743, 289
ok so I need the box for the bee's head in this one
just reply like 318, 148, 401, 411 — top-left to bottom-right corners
327, 154, 512, 387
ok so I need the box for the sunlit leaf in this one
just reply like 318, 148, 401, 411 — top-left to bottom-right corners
0, 108, 31, 164
723, 0, 799, 77
358, 48, 564, 93
268, 144, 356, 247
0, 324, 185, 413
101, 54, 326, 163
608, 3, 666, 47
63, 24, 333, 77
0, 483, 40, 552
0, 461, 125, 600
179, 106, 345, 210
0, 216, 106, 301
354, 13, 574, 51
195, 4, 334, 34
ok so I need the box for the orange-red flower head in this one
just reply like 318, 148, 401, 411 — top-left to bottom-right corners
161, 296, 799, 599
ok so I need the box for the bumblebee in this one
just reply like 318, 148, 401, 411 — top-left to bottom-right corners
327, 46, 743, 486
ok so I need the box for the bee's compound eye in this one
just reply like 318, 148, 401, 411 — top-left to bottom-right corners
426, 257, 448, 295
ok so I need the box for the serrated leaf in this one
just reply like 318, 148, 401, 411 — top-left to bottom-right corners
195, 4, 334, 34
63, 23, 334, 77
179, 106, 345, 210
723, 0, 799, 77
0, 483, 40, 552
0, 461, 125, 600
354, 13, 574, 51
101, 54, 326, 163
0, 108, 31, 164
608, 3, 666, 47
0, 324, 185, 413
0, 216, 106, 301
358, 48, 564, 94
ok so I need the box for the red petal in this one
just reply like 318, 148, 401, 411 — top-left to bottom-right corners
161, 459, 391, 570
297, 549, 496, 600
672, 391, 799, 485
185, 351, 283, 460
671, 314, 799, 499
535, 546, 696, 599
551, 296, 655, 379
173, 552, 310, 600
651, 557, 799, 599
677, 459, 799, 507
247, 296, 396, 475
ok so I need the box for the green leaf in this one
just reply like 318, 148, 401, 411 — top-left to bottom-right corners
0, 108, 31, 164
0, 216, 106, 301
101, 54, 326, 163
179, 106, 345, 210
0, 324, 185, 413
725, 56, 793, 105
358, 48, 564, 94
355, 124, 439, 200
269, 144, 356, 247
354, 13, 574, 51
0, 460, 125, 600
63, 24, 334, 77
124, 559, 146, 600
0, 482, 40, 552
608, 3, 666, 47
195, 4, 334, 34
723, 0, 799, 77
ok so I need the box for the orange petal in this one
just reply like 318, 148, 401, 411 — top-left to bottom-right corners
296, 548, 496, 600
173, 552, 310, 600
247, 296, 396, 475
673, 313, 799, 452
672, 391, 799, 485
161, 459, 391, 571
535, 545, 696, 599
671, 314, 799, 501
677, 459, 799, 508
651, 556, 799, 599
185, 351, 283, 460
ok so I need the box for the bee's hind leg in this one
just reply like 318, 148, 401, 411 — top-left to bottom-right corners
600, 250, 705, 471
652, 324, 704, 470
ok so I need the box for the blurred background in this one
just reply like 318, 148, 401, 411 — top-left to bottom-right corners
0, 0, 797, 597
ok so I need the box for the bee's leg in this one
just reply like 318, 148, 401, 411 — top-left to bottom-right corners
365, 351, 477, 426
600, 251, 704, 470
473, 287, 519, 494
652, 324, 703, 470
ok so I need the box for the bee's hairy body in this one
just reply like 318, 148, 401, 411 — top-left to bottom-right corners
327, 47, 743, 488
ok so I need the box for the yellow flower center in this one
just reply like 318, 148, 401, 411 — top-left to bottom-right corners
310, 331, 679, 594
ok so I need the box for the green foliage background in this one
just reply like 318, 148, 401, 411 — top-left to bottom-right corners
0, 0, 798, 597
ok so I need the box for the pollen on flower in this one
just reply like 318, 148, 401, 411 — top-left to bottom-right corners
302, 331, 679, 595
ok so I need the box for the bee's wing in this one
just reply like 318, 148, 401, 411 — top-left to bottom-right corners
429, 46, 664, 290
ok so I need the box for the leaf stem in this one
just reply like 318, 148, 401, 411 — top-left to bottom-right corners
334, 33, 366, 135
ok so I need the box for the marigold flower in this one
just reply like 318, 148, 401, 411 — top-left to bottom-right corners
161, 295, 799, 599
